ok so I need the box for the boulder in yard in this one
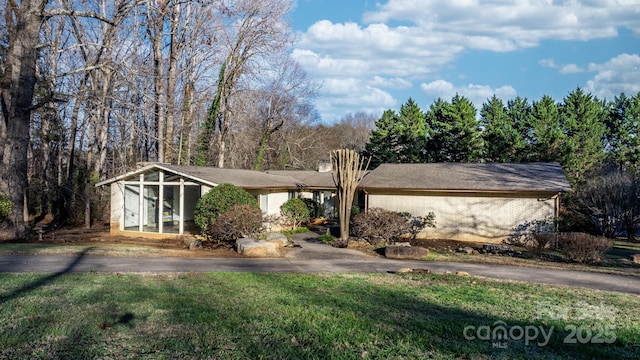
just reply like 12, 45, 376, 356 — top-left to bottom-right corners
630, 253, 640, 264
236, 238, 282, 257
264, 232, 289, 247
236, 238, 254, 252
385, 245, 429, 260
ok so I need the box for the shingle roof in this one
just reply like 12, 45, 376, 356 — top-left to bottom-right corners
266, 170, 336, 189
97, 162, 572, 193
96, 163, 301, 189
160, 164, 303, 189
360, 162, 572, 192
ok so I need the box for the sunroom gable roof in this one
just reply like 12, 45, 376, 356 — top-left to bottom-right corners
96, 163, 302, 190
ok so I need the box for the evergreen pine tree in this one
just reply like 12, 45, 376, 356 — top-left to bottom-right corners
560, 88, 607, 184
481, 95, 526, 162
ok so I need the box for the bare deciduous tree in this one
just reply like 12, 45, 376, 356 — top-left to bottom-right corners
0, 0, 47, 238
197, 0, 294, 168
578, 168, 640, 240
252, 55, 317, 171
330, 149, 370, 243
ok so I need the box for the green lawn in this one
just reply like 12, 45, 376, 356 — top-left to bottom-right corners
0, 272, 638, 359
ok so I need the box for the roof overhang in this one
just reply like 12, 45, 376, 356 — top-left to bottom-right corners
95, 163, 218, 188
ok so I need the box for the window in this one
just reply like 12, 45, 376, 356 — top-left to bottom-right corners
144, 172, 159, 181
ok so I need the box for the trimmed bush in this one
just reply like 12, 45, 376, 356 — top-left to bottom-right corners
280, 198, 310, 229
205, 205, 263, 247
505, 218, 556, 257
556, 232, 612, 264
194, 183, 259, 231
0, 192, 11, 221
350, 208, 435, 246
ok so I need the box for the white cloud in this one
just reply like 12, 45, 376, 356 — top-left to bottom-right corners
586, 53, 640, 99
420, 80, 517, 108
560, 64, 584, 74
312, 77, 398, 123
293, 1, 640, 121
539, 58, 558, 68
369, 76, 412, 89
363, 0, 639, 47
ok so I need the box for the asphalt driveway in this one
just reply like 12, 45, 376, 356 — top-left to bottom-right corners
0, 233, 639, 295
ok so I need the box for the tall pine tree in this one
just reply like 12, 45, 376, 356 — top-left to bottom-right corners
481, 95, 526, 162
430, 95, 483, 162
528, 95, 565, 162
605, 92, 640, 172
560, 88, 607, 185
363, 98, 428, 167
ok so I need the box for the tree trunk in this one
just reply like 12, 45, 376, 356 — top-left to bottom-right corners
0, 0, 47, 239
330, 149, 370, 242
164, 4, 180, 164
216, 127, 226, 168
151, 17, 166, 163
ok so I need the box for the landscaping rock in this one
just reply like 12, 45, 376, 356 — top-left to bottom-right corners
385, 245, 429, 260
457, 246, 475, 254
482, 244, 513, 253
236, 238, 282, 257
395, 267, 431, 275
412, 268, 432, 274
235, 238, 254, 251
264, 232, 288, 247
188, 240, 202, 250
630, 253, 640, 264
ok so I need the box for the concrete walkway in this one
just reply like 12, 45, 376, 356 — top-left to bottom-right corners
0, 233, 638, 295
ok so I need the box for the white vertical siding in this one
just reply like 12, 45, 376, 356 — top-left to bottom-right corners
367, 192, 556, 242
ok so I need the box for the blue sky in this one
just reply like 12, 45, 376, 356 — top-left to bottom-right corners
290, 0, 640, 124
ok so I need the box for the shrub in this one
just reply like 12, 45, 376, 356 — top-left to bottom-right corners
205, 205, 263, 247
351, 205, 360, 217
556, 232, 612, 264
302, 198, 322, 218
0, 193, 11, 221
280, 198, 310, 229
399, 211, 436, 239
194, 184, 259, 231
350, 208, 435, 246
505, 217, 557, 257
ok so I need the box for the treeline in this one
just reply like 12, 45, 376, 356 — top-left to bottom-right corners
0, 0, 333, 236
363, 89, 640, 185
